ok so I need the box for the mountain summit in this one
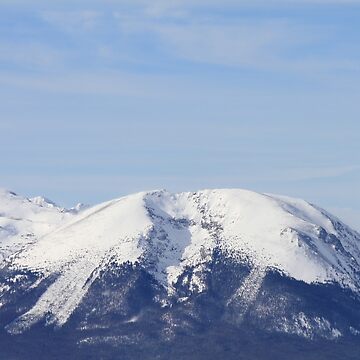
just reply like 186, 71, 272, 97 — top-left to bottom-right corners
1, 189, 360, 359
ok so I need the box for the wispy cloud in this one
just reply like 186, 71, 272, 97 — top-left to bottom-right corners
0, 71, 155, 96
0, 70, 204, 99
277, 165, 360, 181
40, 10, 102, 32
114, 16, 284, 68
3, 0, 360, 13
0, 42, 65, 69
144, 21, 305, 69
2, 2, 357, 75
122, 0, 360, 20
113, 13, 359, 73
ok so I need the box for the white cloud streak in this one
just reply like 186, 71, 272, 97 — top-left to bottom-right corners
0, 71, 162, 97
0, 69, 218, 100
114, 14, 359, 72
1, 0, 357, 74
0, 42, 65, 68
41, 10, 102, 32
277, 165, 360, 181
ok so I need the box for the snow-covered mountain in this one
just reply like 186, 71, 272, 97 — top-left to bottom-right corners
1, 188, 360, 359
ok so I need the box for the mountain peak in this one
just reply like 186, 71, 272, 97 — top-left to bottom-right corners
2, 188, 360, 334
29, 195, 58, 209
1, 188, 360, 346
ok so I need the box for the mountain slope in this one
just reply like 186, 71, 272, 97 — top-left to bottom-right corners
0, 189, 76, 263
1, 188, 360, 359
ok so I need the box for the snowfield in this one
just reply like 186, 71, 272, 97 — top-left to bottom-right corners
0, 189, 75, 263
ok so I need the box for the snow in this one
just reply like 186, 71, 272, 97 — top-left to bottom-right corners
13, 192, 151, 271
2, 187, 360, 333
0, 189, 74, 262
275, 312, 343, 340
29, 196, 58, 209
6, 192, 153, 333
226, 265, 266, 319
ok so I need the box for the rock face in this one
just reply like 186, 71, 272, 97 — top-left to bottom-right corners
1, 188, 360, 359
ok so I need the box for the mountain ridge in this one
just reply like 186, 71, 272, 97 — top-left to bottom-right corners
1, 187, 360, 359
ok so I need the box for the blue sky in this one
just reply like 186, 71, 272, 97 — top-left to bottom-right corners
1, 0, 360, 229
